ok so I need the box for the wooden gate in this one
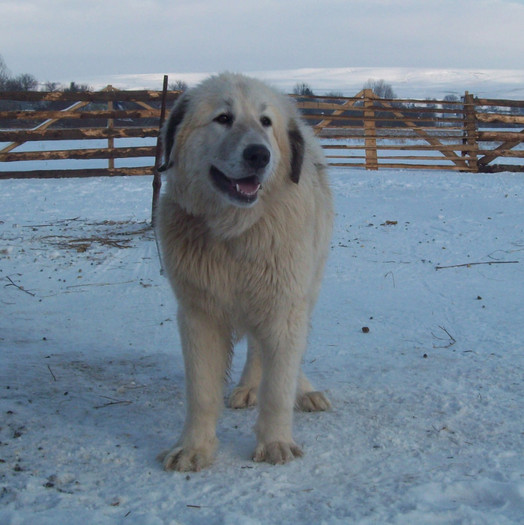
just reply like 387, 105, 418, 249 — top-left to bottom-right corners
295, 90, 524, 172
1, 86, 524, 176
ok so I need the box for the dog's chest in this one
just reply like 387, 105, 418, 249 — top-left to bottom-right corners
173, 224, 300, 306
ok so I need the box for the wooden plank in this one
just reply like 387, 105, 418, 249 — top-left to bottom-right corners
298, 100, 361, 112
317, 130, 464, 140
363, 90, 378, 169
326, 162, 473, 171
374, 144, 476, 151
152, 74, 169, 226
325, 155, 366, 160
322, 144, 477, 152
374, 155, 472, 161
376, 163, 474, 171
328, 162, 367, 168
0, 109, 161, 120
0, 89, 181, 103
107, 94, 115, 169
477, 149, 524, 158
302, 113, 463, 126
476, 113, 524, 125
478, 131, 524, 142
474, 98, 524, 108
0, 127, 159, 142
0, 146, 156, 162
479, 164, 524, 173
463, 92, 478, 171
0, 166, 152, 179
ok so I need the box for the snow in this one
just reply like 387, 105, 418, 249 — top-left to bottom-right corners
1, 169, 523, 524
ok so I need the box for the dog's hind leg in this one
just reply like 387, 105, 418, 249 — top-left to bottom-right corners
295, 372, 331, 412
230, 336, 331, 412
229, 336, 262, 409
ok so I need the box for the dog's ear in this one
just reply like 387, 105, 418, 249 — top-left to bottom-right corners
158, 94, 189, 172
288, 120, 305, 184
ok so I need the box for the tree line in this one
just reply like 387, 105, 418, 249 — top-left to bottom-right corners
0, 55, 91, 93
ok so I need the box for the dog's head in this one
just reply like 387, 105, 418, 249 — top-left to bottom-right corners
160, 73, 305, 211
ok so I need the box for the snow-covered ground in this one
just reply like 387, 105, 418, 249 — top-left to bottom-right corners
1, 169, 523, 524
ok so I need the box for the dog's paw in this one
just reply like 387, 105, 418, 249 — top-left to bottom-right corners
229, 386, 258, 409
296, 390, 331, 412
253, 441, 304, 465
158, 445, 214, 472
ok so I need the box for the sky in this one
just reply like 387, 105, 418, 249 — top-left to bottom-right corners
1, 0, 524, 85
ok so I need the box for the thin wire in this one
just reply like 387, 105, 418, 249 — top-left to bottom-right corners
153, 224, 165, 276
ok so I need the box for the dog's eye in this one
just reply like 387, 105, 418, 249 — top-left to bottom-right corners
214, 113, 233, 126
260, 116, 272, 127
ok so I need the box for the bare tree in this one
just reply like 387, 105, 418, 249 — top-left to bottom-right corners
63, 81, 91, 93
169, 80, 188, 92
293, 82, 315, 96
43, 81, 62, 92
0, 56, 38, 91
324, 90, 344, 98
0, 55, 10, 88
363, 79, 396, 99
5, 73, 38, 91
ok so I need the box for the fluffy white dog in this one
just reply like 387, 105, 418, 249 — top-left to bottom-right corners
156, 73, 333, 471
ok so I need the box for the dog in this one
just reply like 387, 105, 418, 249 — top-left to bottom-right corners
156, 73, 333, 471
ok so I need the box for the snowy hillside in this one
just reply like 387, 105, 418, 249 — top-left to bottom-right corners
81, 66, 524, 99
1, 169, 523, 524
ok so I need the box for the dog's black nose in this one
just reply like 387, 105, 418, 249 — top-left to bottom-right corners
243, 144, 270, 170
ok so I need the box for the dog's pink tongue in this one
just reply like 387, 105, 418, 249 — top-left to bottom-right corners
235, 179, 260, 196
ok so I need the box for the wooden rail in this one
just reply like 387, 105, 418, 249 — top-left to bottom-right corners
1, 85, 523, 178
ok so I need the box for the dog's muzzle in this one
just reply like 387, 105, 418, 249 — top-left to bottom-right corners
210, 144, 270, 206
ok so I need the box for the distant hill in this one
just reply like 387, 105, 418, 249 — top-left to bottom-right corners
77, 67, 524, 100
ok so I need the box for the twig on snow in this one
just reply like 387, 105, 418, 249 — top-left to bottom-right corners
435, 261, 518, 270
431, 325, 457, 349
94, 396, 132, 409
47, 365, 57, 382
66, 280, 135, 290
5, 276, 35, 297
22, 217, 80, 228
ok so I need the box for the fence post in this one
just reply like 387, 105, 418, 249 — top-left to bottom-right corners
463, 91, 478, 172
106, 85, 115, 170
151, 75, 169, 226
363, 89, 378, 170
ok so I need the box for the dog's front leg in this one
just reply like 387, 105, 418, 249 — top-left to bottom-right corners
253, 304, 308, 465
160, 307, 231, 472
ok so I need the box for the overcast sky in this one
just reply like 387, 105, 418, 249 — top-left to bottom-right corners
1, 0, 524, 84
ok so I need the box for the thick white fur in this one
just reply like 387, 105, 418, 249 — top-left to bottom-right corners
156, 73, 333, 471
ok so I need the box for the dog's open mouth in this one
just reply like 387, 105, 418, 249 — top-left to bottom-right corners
210, 166, 261, 205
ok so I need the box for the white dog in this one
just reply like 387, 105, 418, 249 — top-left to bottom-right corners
156, 73, 333, 471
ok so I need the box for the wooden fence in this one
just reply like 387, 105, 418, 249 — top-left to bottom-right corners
1, 84, 524, 179
0, 79, 176, 179
298, 89, 524, 172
